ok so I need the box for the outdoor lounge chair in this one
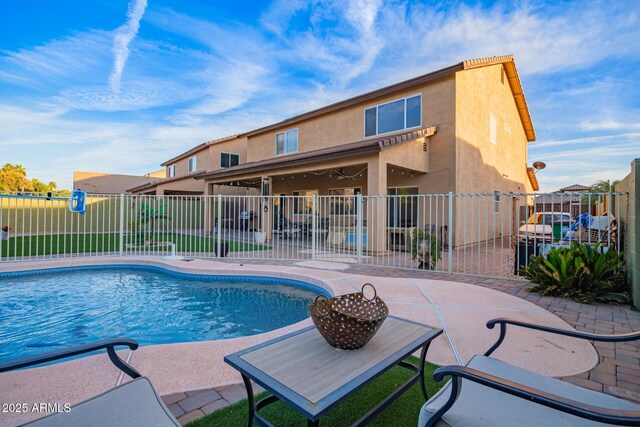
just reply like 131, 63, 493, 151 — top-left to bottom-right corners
419, 318, 640, 426
0, 338, 179, 427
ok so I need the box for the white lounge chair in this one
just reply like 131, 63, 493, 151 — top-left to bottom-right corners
420, 318, 640, 426
0, 338, 179, 427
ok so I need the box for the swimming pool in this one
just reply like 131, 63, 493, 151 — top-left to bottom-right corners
0, 265, 328, 362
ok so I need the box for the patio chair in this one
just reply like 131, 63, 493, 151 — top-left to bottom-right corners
0, 338, 179, 427
276, 217, 300, 239
419, 318, 640, 426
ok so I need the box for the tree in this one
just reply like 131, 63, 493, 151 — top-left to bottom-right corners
583, 179, 622, 209
0, 163, 33, 192
0, 163, 66, 194
589, 179, 621, 193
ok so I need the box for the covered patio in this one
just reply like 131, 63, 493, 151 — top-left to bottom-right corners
196, 127, 437, 253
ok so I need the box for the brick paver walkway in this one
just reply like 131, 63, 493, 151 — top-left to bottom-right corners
168, 260, 640, 425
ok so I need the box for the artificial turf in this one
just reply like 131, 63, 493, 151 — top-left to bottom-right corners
187, 357, 443, 427
0, 232, 270, 257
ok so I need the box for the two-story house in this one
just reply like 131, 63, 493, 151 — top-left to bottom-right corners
126, 55, 537, 249
193, 55, 536, 244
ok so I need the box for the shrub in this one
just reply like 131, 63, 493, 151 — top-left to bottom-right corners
519, 242, 628, 304
410, 229, 442, 270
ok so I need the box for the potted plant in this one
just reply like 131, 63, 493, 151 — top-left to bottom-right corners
410, 229, 442, 270
1, 226, 9, 241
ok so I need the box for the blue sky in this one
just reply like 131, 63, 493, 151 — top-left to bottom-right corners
1, 0, 639, 191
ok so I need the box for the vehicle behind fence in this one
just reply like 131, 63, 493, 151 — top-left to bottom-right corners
0, 191, 627, 279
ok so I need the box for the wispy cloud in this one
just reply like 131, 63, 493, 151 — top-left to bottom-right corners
530, 133, 640, 149
579, 119, 640, 131
109, 0, 148, 93
2, 0, 640, 190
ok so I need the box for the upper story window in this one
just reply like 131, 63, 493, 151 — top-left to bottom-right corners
275, 128, 298, 155
364, 94, 421, 137
188, 156, 197, 172
221, 152, 240, 168
168, 164, 176, 177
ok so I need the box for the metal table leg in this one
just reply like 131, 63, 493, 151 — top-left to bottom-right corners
351, 342, 432, 426
241, 375, 255, 427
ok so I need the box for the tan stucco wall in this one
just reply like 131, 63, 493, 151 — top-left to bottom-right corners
165, 146, 209, 177
146, 169, 167, 178
454, 64, 529, 195
453, 64, 532, 245
153, 176, 204, 195
207, 137, 248, 172
246, 77, 456, 168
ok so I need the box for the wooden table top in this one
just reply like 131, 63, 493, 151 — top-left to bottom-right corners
225, 316, 442, 417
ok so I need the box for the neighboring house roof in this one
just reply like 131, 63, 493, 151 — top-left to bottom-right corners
534, 192, 583, 204
127, 170, 205, 193
197, 127, 436, 181
559, 184, 590, 192
73, 171, 164, 194
160, 134, 246, 167
245, 54, 535, 142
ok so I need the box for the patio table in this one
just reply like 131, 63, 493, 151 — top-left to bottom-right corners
224, 316, 442, 426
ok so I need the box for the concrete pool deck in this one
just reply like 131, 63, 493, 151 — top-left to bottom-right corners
1, 257, 599, 426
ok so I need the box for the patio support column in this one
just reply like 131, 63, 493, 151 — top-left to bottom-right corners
261, 177, 273, 243
203, 183, 214, 234
367, 157, 387, 253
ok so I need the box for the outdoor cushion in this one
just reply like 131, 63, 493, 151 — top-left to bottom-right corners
419, 355, 640, 427
25, 377, 179, 427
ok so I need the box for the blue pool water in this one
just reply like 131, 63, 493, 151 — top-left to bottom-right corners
0, 267, 326, 362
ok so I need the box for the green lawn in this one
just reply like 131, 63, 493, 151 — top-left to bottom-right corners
0, 232, 270, 257
188, 357, 443, 427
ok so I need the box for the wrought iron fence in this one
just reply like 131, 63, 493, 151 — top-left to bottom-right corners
0, 191, 628, 279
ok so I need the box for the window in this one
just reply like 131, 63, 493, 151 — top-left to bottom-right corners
490, 112, 497, 145
364, 94, 421, 137
220, 152, 240, 168
275, 129, 298, 155
387, 187, 419, 227
292, 190, 318, 214
329, 187, 361, 215
494, 190, 500, 213
188, 156, 197, 172
168, 165, 175, 177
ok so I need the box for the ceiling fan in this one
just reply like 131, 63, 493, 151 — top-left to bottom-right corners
336, 168, 356, 180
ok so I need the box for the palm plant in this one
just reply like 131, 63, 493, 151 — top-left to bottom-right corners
520, 241, 627, 303
137, 202, 170, 245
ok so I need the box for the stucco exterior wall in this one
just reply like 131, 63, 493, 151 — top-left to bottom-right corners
453, 64, 532, 245
153, 176, 204, 195
454, 64, 530, 195
165, 146, 209, 177
246, 77, 456, 172
207, 137, 248, 172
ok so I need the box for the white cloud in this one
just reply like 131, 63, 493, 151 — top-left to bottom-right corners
579, 119, 640, 131
109, 0, 148, 93
0, 30, 113, 90
530, 133, 640, 149
0, 103, 246, 188
2, 0, 640, 192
